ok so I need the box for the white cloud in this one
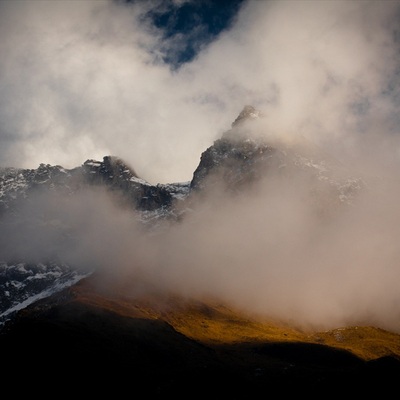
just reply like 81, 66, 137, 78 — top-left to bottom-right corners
2, 0, 400, 333
1, 0, 399, 183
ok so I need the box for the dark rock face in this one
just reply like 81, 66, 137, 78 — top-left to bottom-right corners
190, 106, 364, 212
0, 164, 75, 215
0, 156, 174, 216
190, 105, 275, 192
82, 156, 173, 212
190, 136, 276, 192
0, 261, 88, 326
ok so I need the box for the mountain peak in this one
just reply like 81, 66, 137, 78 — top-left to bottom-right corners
83, 155, 139, 178
231, 105, 262, 127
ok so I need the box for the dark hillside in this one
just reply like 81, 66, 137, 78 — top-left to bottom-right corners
2, 275, 399, 396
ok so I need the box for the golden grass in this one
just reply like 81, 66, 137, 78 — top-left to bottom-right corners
70, 277, 400, 362
309, 326, 400, 361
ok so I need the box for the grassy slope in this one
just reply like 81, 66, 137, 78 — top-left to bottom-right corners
3, 274, 400, 396
71, 276, 400, 362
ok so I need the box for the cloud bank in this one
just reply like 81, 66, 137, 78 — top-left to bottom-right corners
2, 0, 400, 333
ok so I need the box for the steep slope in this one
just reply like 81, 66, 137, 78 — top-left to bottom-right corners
0, 155, 176, 216
0, 261, 89, 321
0, 156, 189, 324
190, 105, 364, 209
1, 273, 399, 396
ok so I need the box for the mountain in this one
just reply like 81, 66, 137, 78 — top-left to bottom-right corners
1, 273, 400, 395
190, 105, 364, 209
1, 106, 399, 393
0, 105, 365, 326
0, 154, 186, 217
0, 156, 190, 325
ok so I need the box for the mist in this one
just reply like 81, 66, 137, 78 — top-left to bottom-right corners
137, 120, 400, 333
2, 0, 400, 333
3, 117, 400, 333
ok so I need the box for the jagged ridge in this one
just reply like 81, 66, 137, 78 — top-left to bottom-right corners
0, 106, 366, 334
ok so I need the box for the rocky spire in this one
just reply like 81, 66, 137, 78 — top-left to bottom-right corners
231, 105, 262, 127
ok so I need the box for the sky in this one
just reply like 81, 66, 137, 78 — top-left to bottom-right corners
1, 0, 399, 184
0, 0, 245, 183
2, 0, 400, 334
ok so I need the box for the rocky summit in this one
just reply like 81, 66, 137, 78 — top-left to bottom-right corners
191, 105, 364, 213
0, 155, 175, 216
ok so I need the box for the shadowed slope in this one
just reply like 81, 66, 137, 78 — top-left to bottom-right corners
2, 273, 400, 396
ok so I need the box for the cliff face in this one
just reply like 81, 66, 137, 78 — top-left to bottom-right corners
0, 155, 174, 216
82, 156, 173, 211
190, 106, 364, 218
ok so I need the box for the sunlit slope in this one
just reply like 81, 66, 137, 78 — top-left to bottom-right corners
71, 276, 400, 362
4, 273, 400, 395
